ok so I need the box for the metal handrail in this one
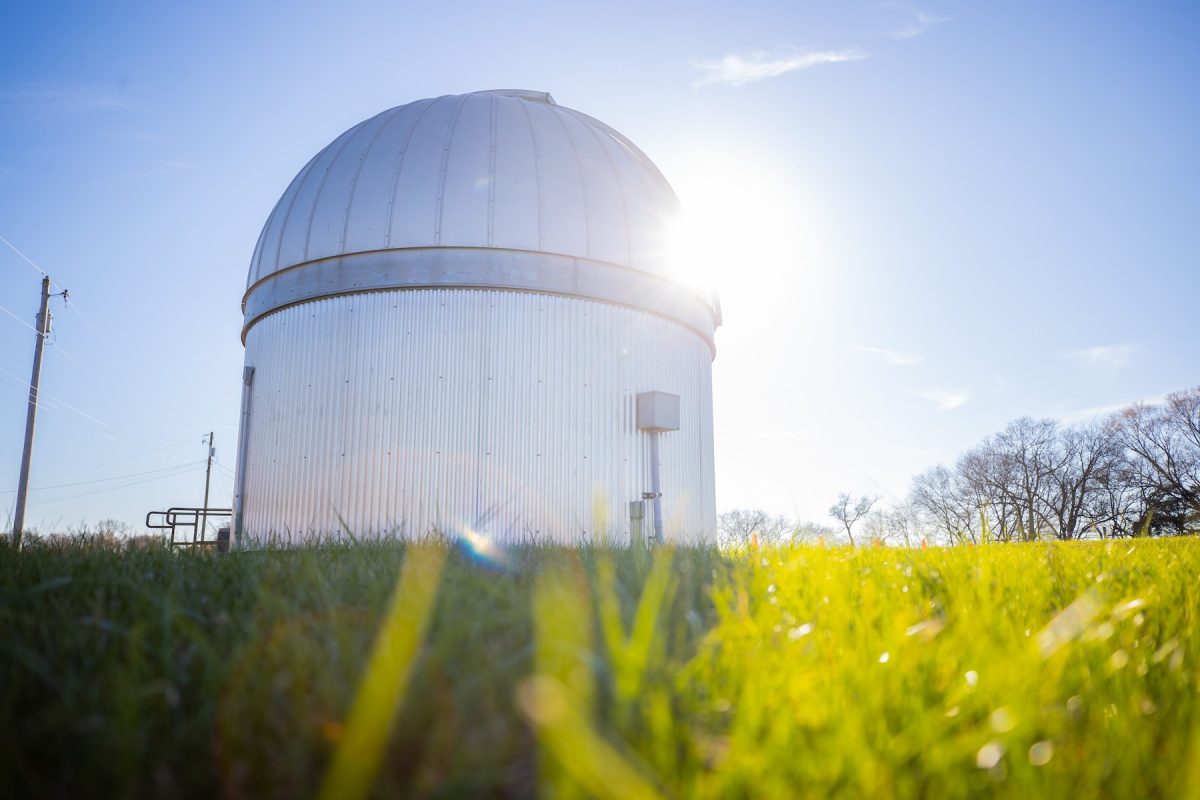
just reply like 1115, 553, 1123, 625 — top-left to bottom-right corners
146, 506, 232, 549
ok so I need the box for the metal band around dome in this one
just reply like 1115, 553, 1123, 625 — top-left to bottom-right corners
241, 247, 720, 354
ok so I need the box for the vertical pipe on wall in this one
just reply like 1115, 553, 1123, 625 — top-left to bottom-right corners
629, 499, 645, 547
233, 366, 255, 549
648, 431, 663, 544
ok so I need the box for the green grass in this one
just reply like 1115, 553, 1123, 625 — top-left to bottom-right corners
2, 536, 1198, 798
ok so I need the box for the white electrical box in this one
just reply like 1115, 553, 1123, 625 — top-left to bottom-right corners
636, 391, 680, 432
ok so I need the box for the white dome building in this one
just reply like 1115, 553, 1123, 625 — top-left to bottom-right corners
233, 90, 719, 544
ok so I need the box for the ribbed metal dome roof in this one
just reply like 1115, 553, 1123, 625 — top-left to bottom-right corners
247, 90, 680, 288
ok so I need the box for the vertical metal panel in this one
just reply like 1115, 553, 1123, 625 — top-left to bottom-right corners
593, 125, 660, 273
240, 289, 715, 544
338, 106, 408, 253
276, 122, 366, 270
559, 110, 629, 267
356, 98, 438, 253
305, 108, 396, 261
437, 93, 493, 247
492, 95, 541, 250
524, 100, 590, 259
388, 95, 457, 248
250, 152, 321, 285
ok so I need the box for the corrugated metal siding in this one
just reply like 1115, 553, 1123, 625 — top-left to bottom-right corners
239, 289, 715, 544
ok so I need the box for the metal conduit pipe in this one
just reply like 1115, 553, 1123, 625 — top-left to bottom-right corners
233, 366, 254, 549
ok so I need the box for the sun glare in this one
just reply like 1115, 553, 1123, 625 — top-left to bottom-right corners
665, 157, 799, 301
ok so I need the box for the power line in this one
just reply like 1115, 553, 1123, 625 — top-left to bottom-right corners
37, 462, 206, 504
205, 453, 236, 532
0, 374, 115, 441
0, 313, 87, 395
0, 301, 40, 335
0, 460, 206, 494
0, 363, 111, 430
0, 364, 208, 474
0, 233, 97, 330
0, 234, 47, 280
58, 291, 95, 330
22, 435, 201, 484
46, 337, 84, 368
214, 454, 236, 479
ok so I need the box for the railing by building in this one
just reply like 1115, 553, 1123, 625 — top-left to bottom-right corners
145, 507, 232, 550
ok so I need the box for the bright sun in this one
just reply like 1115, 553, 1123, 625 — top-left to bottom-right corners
665, 156, 798, 300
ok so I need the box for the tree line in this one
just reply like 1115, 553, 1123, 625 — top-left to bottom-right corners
909, 386, 1199, 542
717, 386, 1200, 547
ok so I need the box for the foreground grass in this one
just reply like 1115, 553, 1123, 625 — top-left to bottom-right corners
1, 537, 1198, 798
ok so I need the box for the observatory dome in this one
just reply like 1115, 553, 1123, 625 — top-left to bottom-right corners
233, 91, 718, 544
243, 90, 714, 343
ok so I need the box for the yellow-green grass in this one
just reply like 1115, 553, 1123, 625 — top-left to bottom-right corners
1, 536, 1197, 798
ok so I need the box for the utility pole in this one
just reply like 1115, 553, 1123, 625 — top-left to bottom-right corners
12, 276, 52, 549
198, 432, 214, 544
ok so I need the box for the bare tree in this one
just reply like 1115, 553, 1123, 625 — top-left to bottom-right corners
885, 502, 921, 547
793, 520, 838, 543
717, 509, 794, 548
904, 386, 1200, 544
861, 510, 889, 546
858, 507, 913, 547
828, 493, 880, 546
992, 418, 1063, 540
910, 466, 980, 544
1089, 444, 1142, 538
1039, 423, 1123, 539
1114, 388, 1200, 530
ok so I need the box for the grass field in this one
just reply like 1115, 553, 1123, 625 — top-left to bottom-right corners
2, 536, 1198, 798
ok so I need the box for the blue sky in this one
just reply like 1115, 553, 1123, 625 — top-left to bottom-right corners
1, 1, 1197, 531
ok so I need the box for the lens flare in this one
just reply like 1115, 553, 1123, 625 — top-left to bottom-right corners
457, 526, 510, 569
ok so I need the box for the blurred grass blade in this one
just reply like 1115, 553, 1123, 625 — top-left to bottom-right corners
517, 675, 662, 800
317, 545, 447, 800
534, 555, 594, 705
526, 556, 662, 800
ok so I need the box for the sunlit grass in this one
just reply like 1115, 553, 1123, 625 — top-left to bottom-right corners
319, 545, 446, 800
1, 536, 1198, 797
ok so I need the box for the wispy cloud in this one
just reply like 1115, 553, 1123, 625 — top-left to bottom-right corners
691, 48, 867, 87
1064, 344, 1136, 371
1057, 401, 1130, 425
1057, 392, 1166, 424
919, 389, 969, 410
885, 7, 949, 39
856, 344, 922, 366
0, 83, 138, 113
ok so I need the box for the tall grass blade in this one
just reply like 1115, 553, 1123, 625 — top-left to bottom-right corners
317, 545, 447, 800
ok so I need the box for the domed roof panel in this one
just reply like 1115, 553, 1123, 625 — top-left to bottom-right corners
593, 117, 668, 270
438, 93, 497, 247
248, 152, 318, 287
248, 90, 682, 287
305, 111, 392, 263
387, 95, 459, 249
282, 122, 369, 270
523, 99, 589, 260
341, 100, 433, 256
490, 94, 541, 249
561, 108, 630, 267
